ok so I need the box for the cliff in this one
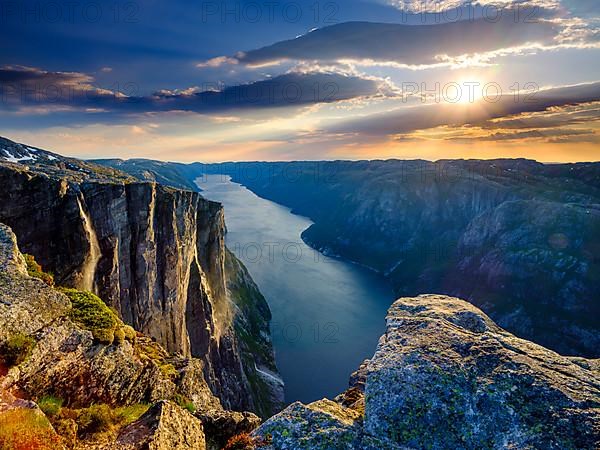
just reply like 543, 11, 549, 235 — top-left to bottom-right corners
0, 136, 282, 417
254, 294, 600, 449
0, 222, 265, 448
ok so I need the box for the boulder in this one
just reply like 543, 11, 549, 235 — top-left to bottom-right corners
255, 294, 600, 449
196, 408, 261, 450
117, 400, 206, 450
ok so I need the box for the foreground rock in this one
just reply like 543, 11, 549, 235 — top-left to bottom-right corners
255, 294, 600, 449
117, 401, 205, 450
196, 408, 261, 450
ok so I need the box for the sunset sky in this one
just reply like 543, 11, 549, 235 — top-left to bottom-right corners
1, 0, 599, 162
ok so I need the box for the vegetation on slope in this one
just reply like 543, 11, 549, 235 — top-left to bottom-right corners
0, 408, 63, 450
1, 333, 36, 367
23, 254, 54, 286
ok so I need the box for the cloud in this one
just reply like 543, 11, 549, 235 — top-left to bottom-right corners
327, 82, 600, 137
385, 0, 561, 14
476, 102, 600, 129
195, 0, 598, 70
0, 65, 388, 127
196, 56, 240, 68
212, 16, 559, 68
453, 127, 597, 143
0, 65, 94, 93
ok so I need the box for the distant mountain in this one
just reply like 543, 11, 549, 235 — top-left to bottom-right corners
0, 136, 134, 183
91, 157, 200, 191
214, 160, 600, 358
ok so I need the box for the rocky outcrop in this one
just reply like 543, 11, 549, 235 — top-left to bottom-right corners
196, 408, 261, 450
0, 222, 272, 449
117, 401, 206, 450
0, 136, 282, 414
254, 294, 600, 449
0, 223, 217, 409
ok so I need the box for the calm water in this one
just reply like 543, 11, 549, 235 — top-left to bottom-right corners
197, 175, 395, 404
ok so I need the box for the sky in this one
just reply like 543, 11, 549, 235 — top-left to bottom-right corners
1, 0, 599, 162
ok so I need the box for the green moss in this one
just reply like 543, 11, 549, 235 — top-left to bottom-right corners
92, 328, 116, 345
159, 363, 178, 380
2, 333, 36, 367
23, 254, 54, 286
122, 325, 136, 342
113, 327, 125, 345
76, 404, 116, 435
136, 340, 168, 362
60, 288, 118, 345
172, 393, 196, 413
37, 396, 63, 418
114, 404, 150, 425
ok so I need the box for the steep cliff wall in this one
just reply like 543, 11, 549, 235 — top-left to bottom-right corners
0, 137, 282, 416
0, 222, 261, 449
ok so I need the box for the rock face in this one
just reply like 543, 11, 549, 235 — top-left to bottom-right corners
117, 401, 206, 450
255, 294, 600, 449
196, 408, 261, 450
224, 248, 285, 417
0, 136, 283, 415
197, 160, 600, 358
0, 223, 215, 409
0, 221, 268, 449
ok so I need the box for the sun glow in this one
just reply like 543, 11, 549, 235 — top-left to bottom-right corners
451, 77, 487, 104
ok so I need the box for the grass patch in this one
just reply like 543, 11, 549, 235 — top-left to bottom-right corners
76, 404, 115, 435
172, 393, 196, 414
1, 333, 36, 367
23, 254, 54, 286
114, 404, 150, 425
60, 288, 119, 345
0, 408, 62, 450
48, 403, 150, 445
37, 396, 63, 418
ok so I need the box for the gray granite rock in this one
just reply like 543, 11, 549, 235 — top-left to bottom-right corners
255, 294, 600, 449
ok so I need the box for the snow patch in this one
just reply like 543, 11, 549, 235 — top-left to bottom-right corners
1, 148, 36, 163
